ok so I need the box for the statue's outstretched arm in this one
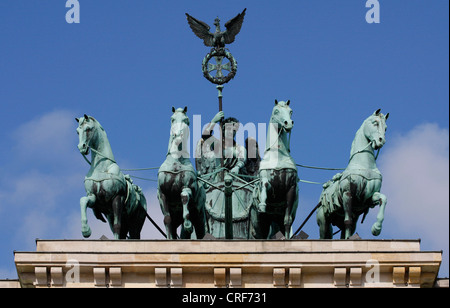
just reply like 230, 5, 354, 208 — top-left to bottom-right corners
202, 111, 224, 140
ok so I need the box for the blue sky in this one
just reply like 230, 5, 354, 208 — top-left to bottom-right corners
0, 1, 448, 279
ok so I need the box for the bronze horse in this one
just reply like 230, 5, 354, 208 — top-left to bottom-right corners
316, 109, 389, 239
157, 107, 207, 239
76, 115, 147, 239
251, 100, 299, 239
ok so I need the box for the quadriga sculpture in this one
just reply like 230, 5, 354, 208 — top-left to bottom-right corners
316, 109, 389, 239
157, 107, 207, 239
76, 115, 147, 239
251, 100, 299, 239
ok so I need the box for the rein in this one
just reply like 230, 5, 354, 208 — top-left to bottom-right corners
348, 142, 381, 163
80, 147, 117, 166
81, 153, 91, 166
292, 140, 382, 238
264, 125, 285, 153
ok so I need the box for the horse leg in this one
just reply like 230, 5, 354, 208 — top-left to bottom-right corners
342, 191, 353, 239
371, 192, 387, 236
111, 195, 124, 239
249, 206, 259, 239
250, 203, 267, 239
128, 216, 143, 239
192, 187, 206, 239
316, 205, 333, 239
258, 171, 271, 212
258, 213, 271, 239
80, 194, 96, 238
129, 200, 147, 239
283, 184, 297, 239
120, 212, 129, 239
157, 189, 173, 240
181, 187, 193, 238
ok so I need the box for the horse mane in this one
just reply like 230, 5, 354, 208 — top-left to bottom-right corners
79, 115, 105, 132
349, 113, 386, 157
350, 122, 366, 157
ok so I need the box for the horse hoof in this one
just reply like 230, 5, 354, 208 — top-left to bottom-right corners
371, 223, 382, 236
82, 227, 92, 238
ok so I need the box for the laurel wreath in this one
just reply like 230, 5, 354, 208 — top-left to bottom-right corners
202, 48, 238, 85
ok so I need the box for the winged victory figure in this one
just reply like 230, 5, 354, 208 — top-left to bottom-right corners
186, 8, 246, 49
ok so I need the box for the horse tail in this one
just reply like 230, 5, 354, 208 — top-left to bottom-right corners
124, 177, 147, 216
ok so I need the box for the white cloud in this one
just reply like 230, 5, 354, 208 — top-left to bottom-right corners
16, 210, 58, 242
0, 109, 165, 243
0, 110, 85, 247
11, 110, 78, 163
378, 123, 449, 276
1, 170, 81, 209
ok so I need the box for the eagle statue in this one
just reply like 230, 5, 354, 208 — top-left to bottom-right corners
185, 8, 246, 49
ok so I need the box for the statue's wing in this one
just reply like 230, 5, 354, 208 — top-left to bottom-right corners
223, 8, 246, 45
185, 13, 214, 47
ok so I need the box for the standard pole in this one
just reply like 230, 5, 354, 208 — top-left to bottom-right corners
217, 85, 223, 112
224, 174, 233, 239
217, 85, 224, 181
218, 85, 232, 239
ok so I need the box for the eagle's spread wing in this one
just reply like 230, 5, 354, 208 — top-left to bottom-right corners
185, 13, 214, 47
223, 8, 246, 45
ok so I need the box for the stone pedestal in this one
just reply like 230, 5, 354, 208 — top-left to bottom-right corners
14, 239, 441, 288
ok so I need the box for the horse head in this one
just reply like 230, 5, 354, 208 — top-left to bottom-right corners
271, 100, 294, 132
170, 106, 190, 141
363, 109, 389, 150
76, 114, 102, 155
167, 107, 190, 158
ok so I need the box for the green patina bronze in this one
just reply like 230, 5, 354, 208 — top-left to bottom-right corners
76, 115, 147, 239
251, 100, 299, 239
73, 11, 394, 242
186, 9, 245, 85
186, 9, 246, 49
187, 9, 249, 239
157, 107, 207, 240
194, 100, 300, 240
316, 109, 389, 239
195, 112, 257, 239
202, 48, 238, 85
